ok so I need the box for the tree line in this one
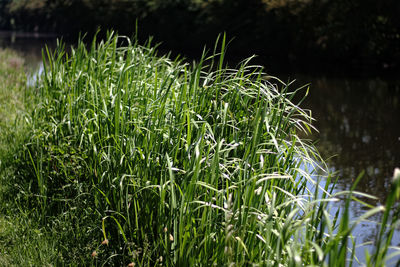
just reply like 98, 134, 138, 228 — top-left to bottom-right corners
1, 0, 399, 73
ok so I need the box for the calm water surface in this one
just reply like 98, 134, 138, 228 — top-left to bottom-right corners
293, 74, 400, 202
0, 31, 57, 71
1, 32, 399, 265
291, 75, 400, 265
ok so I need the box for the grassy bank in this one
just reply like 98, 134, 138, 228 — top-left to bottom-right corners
0, 49, 55, 264
0, 49, 99, 265
1, 34, 400, 265
0, 48, 26, 156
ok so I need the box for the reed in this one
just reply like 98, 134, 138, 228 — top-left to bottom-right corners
5, 33, 399, 265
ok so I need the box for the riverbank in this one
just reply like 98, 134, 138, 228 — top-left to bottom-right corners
0, 49, 98, 265
0, 49, 50, 265
0, 36, 399, 265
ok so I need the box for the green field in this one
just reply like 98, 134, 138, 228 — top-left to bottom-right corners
0, 33, 399, 266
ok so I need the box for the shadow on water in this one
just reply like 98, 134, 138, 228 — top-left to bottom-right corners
1, 32, 400, 265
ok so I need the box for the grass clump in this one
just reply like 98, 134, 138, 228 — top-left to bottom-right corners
2, 33, 400, 265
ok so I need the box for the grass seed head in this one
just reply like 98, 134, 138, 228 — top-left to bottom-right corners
393, 168, 400, 183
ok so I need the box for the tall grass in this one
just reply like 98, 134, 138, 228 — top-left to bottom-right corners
10, 32, 400, 265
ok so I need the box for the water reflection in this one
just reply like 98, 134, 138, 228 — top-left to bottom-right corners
293, 75, 400, 203
0, 31, 57, 73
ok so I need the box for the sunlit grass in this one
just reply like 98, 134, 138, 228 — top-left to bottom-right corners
1, 33, 399, 265
0, 49, 27, 155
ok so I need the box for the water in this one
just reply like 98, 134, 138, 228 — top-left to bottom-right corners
0, 31, 57, 75
1, 32, 399, 265
290, 74, 400, 265
297, 75, 400, 202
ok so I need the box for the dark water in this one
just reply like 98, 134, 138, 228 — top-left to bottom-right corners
291, 75, 400, 265
292, 75, 400, 203
0, 31, 58, 72
1, 32, 399, 265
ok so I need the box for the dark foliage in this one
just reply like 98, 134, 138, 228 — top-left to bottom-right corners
1, 0, 399, 73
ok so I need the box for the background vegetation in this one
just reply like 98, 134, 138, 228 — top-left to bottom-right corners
1, 0, 399, 73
